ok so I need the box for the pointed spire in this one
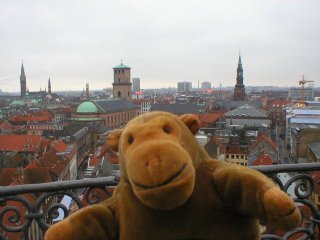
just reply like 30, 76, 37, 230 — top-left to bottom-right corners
238, 52, 242, 65
21, 61, 25, 76
48, 78, 51, 94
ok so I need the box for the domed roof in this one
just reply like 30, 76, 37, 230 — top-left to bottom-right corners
77, 101, 98, 113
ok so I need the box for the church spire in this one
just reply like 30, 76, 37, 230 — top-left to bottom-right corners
21, 62, 25, 76
48, 78, 51, 94
236, 53, 243, 85
238, 53, 242, 66
20, 62, 27, 98
233, 53, 246, 101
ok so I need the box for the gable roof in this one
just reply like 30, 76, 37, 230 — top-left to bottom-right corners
252, 152, 275, 166
251, 133, 278, 151
0, 135, 42, 152
198, 111, 224, 127
225, 104, 267, 118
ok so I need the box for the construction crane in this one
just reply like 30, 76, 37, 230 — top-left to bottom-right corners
299, 75, 314, 101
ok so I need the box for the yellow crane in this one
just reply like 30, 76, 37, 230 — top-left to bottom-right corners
299, 75, 314, 101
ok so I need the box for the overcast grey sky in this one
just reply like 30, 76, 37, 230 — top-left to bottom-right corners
0, 0, 320, 92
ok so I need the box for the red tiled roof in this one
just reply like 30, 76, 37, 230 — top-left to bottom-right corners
198, 111, 225, 127
252, 153, 274, 166
0, 135, 42, 152
0, 165, 53, 186
10, 110, 53, 123
251, 133, 278, 151
53, 141, 68, 152
0, 121, 23, 131
38, 149, 67, 180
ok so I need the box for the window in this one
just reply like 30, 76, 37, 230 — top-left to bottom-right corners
118, 91, 121, 97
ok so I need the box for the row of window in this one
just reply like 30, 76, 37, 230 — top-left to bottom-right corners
114, 69, 125, 74
28, 125, 63, 130
226, 154, 247, 160
106, 111, 138, 125
226, 160, 248, 166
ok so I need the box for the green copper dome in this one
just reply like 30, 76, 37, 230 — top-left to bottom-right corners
77, 101, 98, 113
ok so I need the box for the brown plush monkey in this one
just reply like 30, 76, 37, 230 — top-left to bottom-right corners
45, 111, 301, 240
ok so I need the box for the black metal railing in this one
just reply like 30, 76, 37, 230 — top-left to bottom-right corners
1, 163, 320, 240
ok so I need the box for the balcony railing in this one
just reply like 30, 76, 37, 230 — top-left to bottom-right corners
1, 163, 320, 240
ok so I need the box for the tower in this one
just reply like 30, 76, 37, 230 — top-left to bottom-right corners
86, 83, 89, 99
20, 63, 27, 97
112, 61, 132, 102
233, 54, 246, 101
132, 78, 140, 93
48, 78, 51, 94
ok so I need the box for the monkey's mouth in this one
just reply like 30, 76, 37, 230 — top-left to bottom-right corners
132, 163, 187, 189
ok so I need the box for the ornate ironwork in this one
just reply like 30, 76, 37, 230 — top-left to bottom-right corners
0, 163, 320, 240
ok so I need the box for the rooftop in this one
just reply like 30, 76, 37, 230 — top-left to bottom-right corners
290, 117, 320, 124
225, 104, 267, 118
0, 135, 42, 152
113, 63, 130, 69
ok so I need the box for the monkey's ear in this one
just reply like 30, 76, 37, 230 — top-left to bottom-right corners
180, 114, 200, 135
106, 129, 123, 151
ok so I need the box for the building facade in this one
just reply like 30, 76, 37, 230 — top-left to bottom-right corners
177, 81, 192, 92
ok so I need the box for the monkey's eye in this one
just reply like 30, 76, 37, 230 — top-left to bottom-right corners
163, 125, 172, 134
128, 135, 134, 144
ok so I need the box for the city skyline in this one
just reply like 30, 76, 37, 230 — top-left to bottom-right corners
1, 0, 320, 92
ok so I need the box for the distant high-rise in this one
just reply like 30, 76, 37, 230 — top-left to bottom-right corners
112, 61, 132, 102
20, 63, 27, 97
201, 82, 211, 90
132, 78, 141, 93
86, 83, 89, 99
48, 78, 51, 94
177, 81, 192, 92
233, 54, 246, 101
